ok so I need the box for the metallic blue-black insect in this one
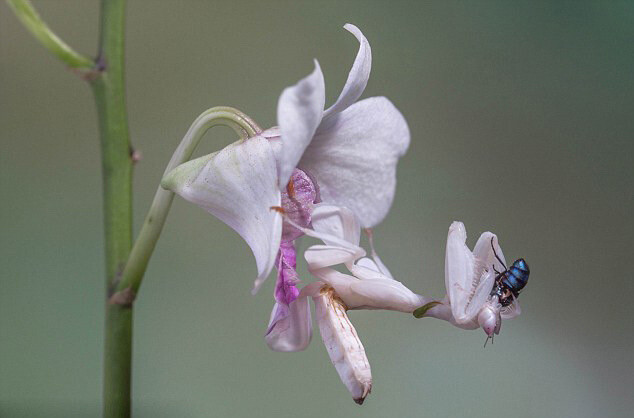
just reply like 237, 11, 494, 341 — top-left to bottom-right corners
489, 237, 530, 307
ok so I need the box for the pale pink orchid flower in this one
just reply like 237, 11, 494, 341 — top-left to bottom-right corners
162, 24, 410, 346
271, 204, 427, 404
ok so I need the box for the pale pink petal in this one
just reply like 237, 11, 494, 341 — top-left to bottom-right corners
277, 61, 325, 188
265, 296, 312, 352
161, 136, 282, 293
322, 23, 372, 119
300, 97, 410, 228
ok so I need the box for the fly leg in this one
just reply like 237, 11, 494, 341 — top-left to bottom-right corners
490, 236, 507, 270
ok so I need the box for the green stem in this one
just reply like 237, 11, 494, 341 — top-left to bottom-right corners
91, 0, 133, 417
9, 2, 263, 416
113, 107, 261, 295
6, 0, 94, 69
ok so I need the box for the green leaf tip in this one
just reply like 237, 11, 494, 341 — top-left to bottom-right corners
413, 301, 442, 318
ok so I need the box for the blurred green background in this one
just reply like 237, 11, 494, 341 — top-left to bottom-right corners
1, 1, 633, 417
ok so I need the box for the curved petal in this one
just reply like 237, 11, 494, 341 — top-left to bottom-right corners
277, 61, 326, 188
161, 136, 282, 293
322, 23, 372, 119
265, 296, 312, 352
299, 97, 410, 228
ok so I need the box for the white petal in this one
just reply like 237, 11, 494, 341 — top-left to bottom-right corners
277, 61, 325, 188
161, 136, 282, 293
300, 97, 410, 228
322, 24, 372, 119
313, 286, 372, 404
265, 296, 312, 352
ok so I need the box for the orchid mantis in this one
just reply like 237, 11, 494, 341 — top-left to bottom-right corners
418, 222, 524, 343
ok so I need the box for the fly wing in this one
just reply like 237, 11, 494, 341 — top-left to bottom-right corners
445, 222, 478, 323
501, 299, 522, 319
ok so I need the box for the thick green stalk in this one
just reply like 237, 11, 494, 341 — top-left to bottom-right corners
10, 2, 263, 416
91, 0, 133, 417
7, 0, 132, 415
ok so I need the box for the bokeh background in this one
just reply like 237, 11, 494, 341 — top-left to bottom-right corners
1, 1, 633, 417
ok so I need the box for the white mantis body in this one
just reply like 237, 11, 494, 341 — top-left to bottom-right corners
443, 221, 521, 339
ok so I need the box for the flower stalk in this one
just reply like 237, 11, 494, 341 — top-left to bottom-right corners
113, 107, 261, 296
6, 0, 94, 70
8, 2, 263, 413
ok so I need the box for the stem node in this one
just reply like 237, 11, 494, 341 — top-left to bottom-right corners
109, 287, 137, 307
